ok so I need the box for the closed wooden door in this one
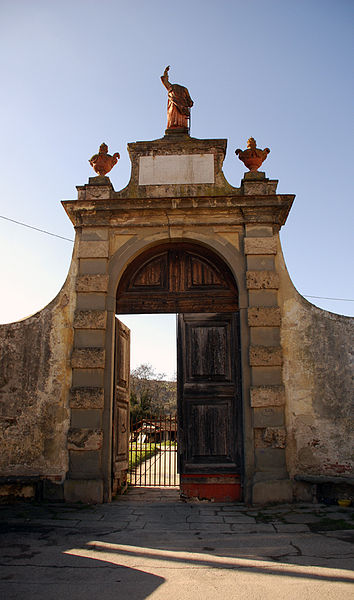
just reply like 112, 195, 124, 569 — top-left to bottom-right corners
177, 313, 242, 478
112, 318, 130, 494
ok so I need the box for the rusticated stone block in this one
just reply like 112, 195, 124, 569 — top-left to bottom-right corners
245, 225, 274, 237
74, 310, 107, 329
79, 258, 107, 275
70, 387, 104, 409
72, 369, 104, 388
255, 448, 286, 471
68, 428, 103, 451
248, 307, 281, 327
64, 479, 103, 503
254, 427, 286, 449
246, 271, 279, 289
250, 327, 280, 346
244, 237, 277, 255
78, 241, 109, 258
82, 227, 108, 241
76, 275, 109, 293
253, 406, 284, 427
74, 329, 105, 348
249, 346, 282, 366
263, 427, 286, 448
68, 451, 102, 478
71, 409, 102, 429
252, 366, 282, 386
71, 348, 105, 369
250, 386, 285, 407
76, 293, 106, 310
252, 480, 292, 504
247, 255, 275, 271
248, 290, 278, 307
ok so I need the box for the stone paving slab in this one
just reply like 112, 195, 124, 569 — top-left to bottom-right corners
273, 523, 310, 533
287, 533, 354, 557
223, 515, 256, 523
0, 499, 354, 600
324, 511, 353, 520
324, 530, 354, 542
281, 513, 326, 523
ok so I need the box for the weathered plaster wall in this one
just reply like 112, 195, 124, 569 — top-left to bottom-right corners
277, 242, 353, 479
0, 247, 78, 480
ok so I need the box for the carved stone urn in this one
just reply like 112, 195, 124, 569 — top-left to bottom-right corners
235, 137, 270, 171
89, 142, 120, 176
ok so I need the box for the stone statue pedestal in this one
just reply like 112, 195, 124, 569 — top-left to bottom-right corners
164, 127, 189, 136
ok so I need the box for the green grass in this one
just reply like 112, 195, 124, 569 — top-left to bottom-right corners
129, 444, 158, 469
158, 441, 177, 448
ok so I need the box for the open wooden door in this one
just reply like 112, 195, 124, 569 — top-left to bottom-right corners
177, 313, 242, 501
112, 318, 130, 495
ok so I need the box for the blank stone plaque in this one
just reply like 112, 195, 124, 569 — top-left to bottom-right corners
139, 154, 214, 185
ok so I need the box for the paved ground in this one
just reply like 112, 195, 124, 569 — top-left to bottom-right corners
131, 449, 179, 487
0, 489, 353, 599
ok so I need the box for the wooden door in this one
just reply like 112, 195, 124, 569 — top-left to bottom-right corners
112, 318, 130, 495
177, 313, 242, 500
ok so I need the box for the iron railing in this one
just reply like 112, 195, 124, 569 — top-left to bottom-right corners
129, 414, 179, 487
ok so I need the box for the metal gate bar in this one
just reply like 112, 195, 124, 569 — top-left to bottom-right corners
129, 414, 179, 487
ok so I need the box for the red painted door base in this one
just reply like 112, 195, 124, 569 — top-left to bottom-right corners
181, 474, 241, 502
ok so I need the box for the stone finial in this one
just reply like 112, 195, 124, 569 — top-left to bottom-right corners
89, 142, 120, 176
235, 137, 270, 172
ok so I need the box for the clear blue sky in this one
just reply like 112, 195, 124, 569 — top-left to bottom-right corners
0, 1, 353, 378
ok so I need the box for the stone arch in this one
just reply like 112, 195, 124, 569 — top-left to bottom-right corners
102, 237, 248, 502
116, 241, 239, 313
107, 233, 248, 310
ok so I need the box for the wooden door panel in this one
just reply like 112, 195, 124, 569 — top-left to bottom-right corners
112, 318, 130, 494
187, 400, 232, 461
117, 405, 129, 457
185, 319, 232, 381
178, 313, 241, 475
187, 256, 225, 289
131, 254, 168, 290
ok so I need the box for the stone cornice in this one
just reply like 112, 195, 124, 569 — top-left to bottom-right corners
62, 194, 294, 228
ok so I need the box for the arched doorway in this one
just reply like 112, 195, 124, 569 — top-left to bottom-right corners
114, 242, 243, 501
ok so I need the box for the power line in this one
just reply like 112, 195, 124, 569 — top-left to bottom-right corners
1, 215, 353, 303
0, 215, 74, 242
303, 295, 354, 302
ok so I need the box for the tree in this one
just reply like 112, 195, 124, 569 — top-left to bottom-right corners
130, 363, 176, 423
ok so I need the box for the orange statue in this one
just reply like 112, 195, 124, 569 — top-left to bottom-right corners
89, 143, 120, 176
161, 65, 193, 131
235, 138, 270, 171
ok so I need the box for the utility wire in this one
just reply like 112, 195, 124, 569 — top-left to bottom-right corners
1, 215, 353, 303
303, 295, 354, 302
0, 215, 74, 242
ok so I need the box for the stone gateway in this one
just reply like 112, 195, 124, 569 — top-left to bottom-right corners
0, 129, 352, 505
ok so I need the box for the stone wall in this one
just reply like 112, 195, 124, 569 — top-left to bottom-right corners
277, 244, 353, 484
0, 248, 78, 490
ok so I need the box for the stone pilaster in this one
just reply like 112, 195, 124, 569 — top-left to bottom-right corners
244, 211, 292, 503
65, 210, 110, 503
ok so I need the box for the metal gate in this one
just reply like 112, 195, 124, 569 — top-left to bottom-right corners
129, 414, 179, 487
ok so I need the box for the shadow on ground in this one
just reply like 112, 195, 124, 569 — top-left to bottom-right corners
1, 496, 354, 600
